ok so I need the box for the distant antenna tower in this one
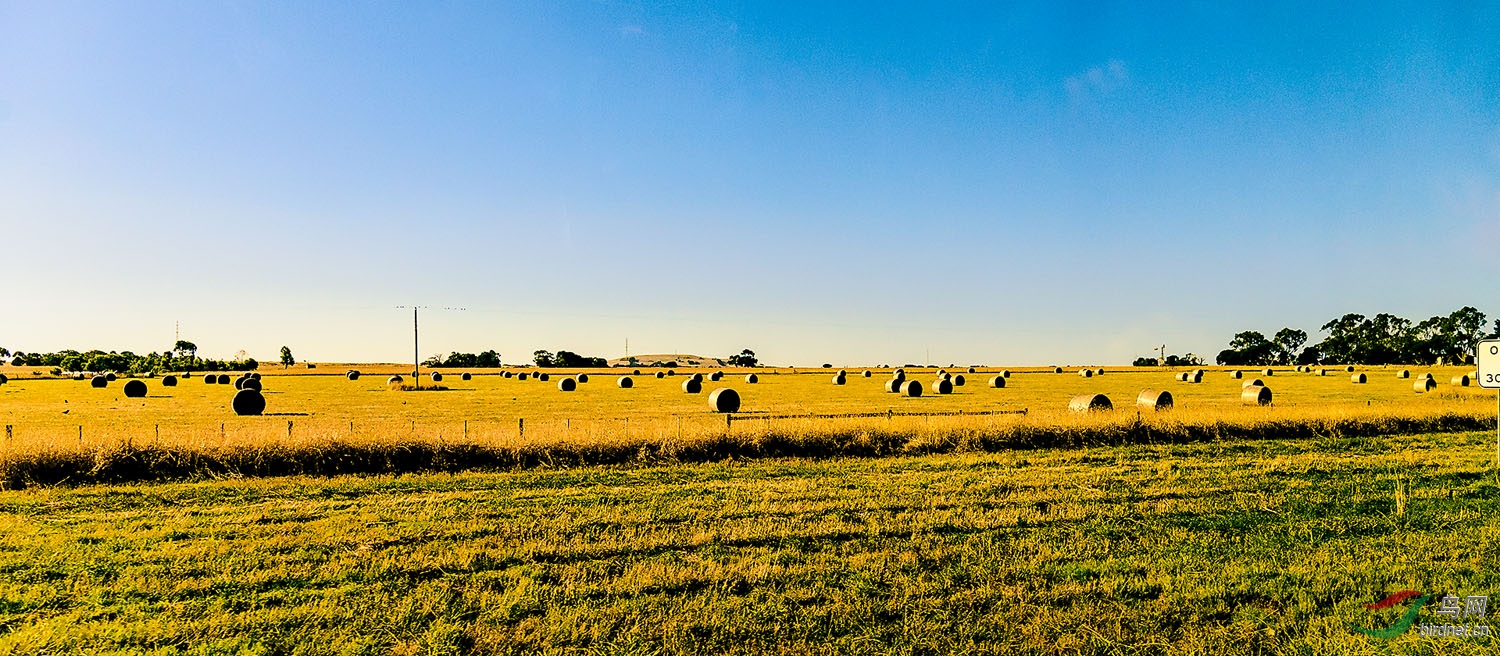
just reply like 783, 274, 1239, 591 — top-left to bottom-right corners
175, 320, 180, 343
1159, 344, 1167, 365
625, 337, 629, 359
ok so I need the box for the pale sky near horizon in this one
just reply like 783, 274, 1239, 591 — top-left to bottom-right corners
3, 2, 1499, 366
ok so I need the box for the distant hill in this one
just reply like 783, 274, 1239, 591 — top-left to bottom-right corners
607, 353, 724, 367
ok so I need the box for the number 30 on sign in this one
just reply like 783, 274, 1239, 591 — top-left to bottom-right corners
1479, 339, 1500, 389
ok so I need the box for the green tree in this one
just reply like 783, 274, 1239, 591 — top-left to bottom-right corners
279, 346, 295, 368
727, 349, 758, 367
533, 350, 554, 367
1271, 329, 1307, 366
173, 340, 198, 363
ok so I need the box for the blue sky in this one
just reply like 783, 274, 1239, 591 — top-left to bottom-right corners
3, 2, 1498, 366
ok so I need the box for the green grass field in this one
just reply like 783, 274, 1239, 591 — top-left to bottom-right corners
2, 428, 1498, 654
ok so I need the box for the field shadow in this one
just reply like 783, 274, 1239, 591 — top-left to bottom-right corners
263, 412, 310, 417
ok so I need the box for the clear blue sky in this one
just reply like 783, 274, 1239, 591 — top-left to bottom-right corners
3, 2, 1498, 366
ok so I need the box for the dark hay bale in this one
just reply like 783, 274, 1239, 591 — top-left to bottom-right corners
123, 380, 147, 397
667, 370, 676, 377
250, 373, 261, 380
1351, 373, 1366, 384
933, 378, 953, 394
1230, 370, 1242, 379
1242, 378, 1265, 388
1052, 367, 1063, 374
1079, 369, 1094, 378
557, 377, 577, 392
690, 373, 704, 384
708, 388, 740, 413
893, 368, 905, 376
1137, 389, 1172, 411
1345, 365, 1355, 372
745, 373, 758, 383
105, 372, 117, 381
618, 376, 634, 388
217, 374, 230, 385
988, 376, 1006, 388
162, 375, 177, 387
1095, 369, 1105, 376
1397, 370, 1410, 379
901, 380, 923, 397
884, 379, 902, 393
430, 372, 444, 383
233, 376, 247, 390
461, 372, 472, 381
1414, 378, 1437, 392
1069, 394, 1112, 412
1419, 372, 1433, 380
862, 370, 871, 377
388, 375, 404, 385
1317, 369, 1328, 376
832, 374, 845, 385
1242, 385, 1272, 406
576, 373, 588, 383
709, 371, 722, 381
1452, 374, 1471, 387
1175, 372, 1190, 382
1189, 371, 1202, 383
538, 373, 550, 382
347, 370, 361, 381
655, 372, 665, 379
939, 372, 951, 381
633, 369, 641, 375
953, 374, 965, 386
242, 378, 262, 392
891, 371, 906, 384
503, 371, 513, 378
1262, 369, 1274, 376
682, 379, 702, 394
203, 375, 216, 385
91, 376, 108, 388
232, 389, 266, 416
518, 373, 529, 381
1001, 370, 1011, 378
967, 367, 976, 373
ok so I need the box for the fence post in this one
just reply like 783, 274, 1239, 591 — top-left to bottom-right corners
726, 413, 732, 431
518, 417, 524, 438
287, 421, 293, 438
464, 420, 468, 438
4, 425, 10, 441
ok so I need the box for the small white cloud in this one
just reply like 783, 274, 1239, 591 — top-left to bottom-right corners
1065, 59, 1130, 104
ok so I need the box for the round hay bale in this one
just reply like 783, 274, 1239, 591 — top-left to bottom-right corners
232, 389, 266, 416
1188, 371, 1202, 384
1079, 369, 1094, 378
1095, 368, 1105, 376
1419, 372, 1433, 380
233, 376, 247, 390
988, 375, 1006, 388
1069, 393, 1112, 412
1396, 370, 1410, 379
517, 373, 529, 381
347, 370, 361, 381
690, 373, 704, 384
838, 369, 847, 376
1242, 378, 1265, 389
710, 371, 723, 382
1000, 370, 1011, 378
1452, 374, 1471, 387
91, 375, 108, 388
862, 370, 871, 378
461, 372, 472, 381
1351, 373, 1366, 384
655, 372, 665, 379
1175, 372, 1189, 382
538, 373, 550, 382
123, 380, 147, 398
503, 371, 513, 378
953, 374, 965, 386
831, 374, 845, 385
893, 368, 905, 377
939, 372, 951, 381
900, 380, 923, 397
745, 373, 758, 383
388, 375, 404, 385
633, 369, 641, 375
250, 372, 261, 380
242, 378, 262, 392
576, 373, 588, 383
105, 372, 117, 381
1261, 369, 1273, 376
1345, 365, 1355, 373
617, 376, 633, 388
1414, 378, 1437, 393
884, 379, 902, 393
217, 374, 230, 385
1317, 369, 1327, 376
967, 367, 976, 373
430, 372, 443, 382
890, 371, 906, 384
203, 375, 216, 385
1137, 389, 1172, 411
557, 377, 577, 392
1229, 370, 1242, 379
1052, 367, 1063, 374
708, 388, 740, 413
1241, 385, 1272, 406
162, 375, 177, 387
681, 379, 702, 394
666, 370, 676, 377
933, 378, 953, 394
937, 369, 947, 377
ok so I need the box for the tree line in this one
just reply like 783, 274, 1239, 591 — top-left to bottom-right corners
1213, 307, 1495, 366
4, 340, 257, 374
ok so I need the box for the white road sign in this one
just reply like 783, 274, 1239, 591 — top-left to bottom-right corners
1479, 339, 1500, 389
